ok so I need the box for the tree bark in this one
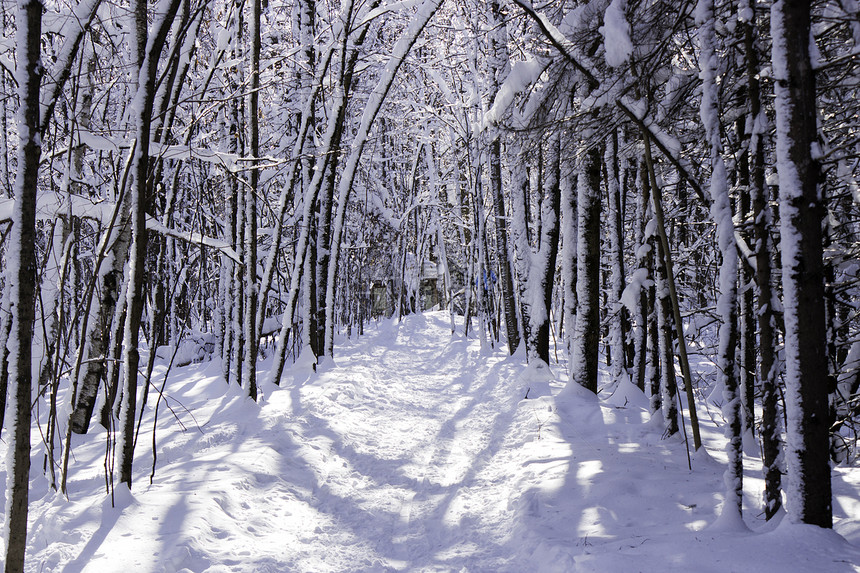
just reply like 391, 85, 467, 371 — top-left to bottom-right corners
654, 240, 679, 436
631, 162, 649, 394
741, 0, 782, 518
638, 163, 660, 413
736, 115, 757, 439
531, 133, 561, 364
508, 140, 532, 354
606, 131, 629, 383
570, 144, 601, 393
698, 0, 742, 515
772, 0, 832, 528
642, 135, 702, 450
488, 0, 519, 354
244, 0, 261, 401
3, 0, 42, 568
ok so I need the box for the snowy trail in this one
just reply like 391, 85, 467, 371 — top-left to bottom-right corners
288, 313, 528, 570
8, 311, 860, 572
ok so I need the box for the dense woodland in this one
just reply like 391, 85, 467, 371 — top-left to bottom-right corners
0, 0, 858, 569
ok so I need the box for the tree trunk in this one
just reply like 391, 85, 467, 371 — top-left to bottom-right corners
530, 133, 561, 364
0, 309, 10, 437
642, 135, 702, 450
70, 219, 129, 434
488, 0, 519, 354
606, 131, 628, 383
740, 0, 782, 518
508, 140, 532, 354
632, 162, 650, 393
3, 0, 42, 568
570, 144, 601, 393
771, 0, 832, 528
244, 0, 261, 401
638, 159, 660, 414
736, 115, 757, 439
560, 160, 577, 372
698, 0, 742, 517
654, 240, 679, 436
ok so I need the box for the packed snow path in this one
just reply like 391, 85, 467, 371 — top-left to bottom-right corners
11, 312, 860, 572
293, 314, 528, 570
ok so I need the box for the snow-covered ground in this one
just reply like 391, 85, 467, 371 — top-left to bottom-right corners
5, 311, 860, 572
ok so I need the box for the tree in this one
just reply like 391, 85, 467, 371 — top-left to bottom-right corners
3, 0, 43, 569
571, 141, 602, 394
118, 0, 185, 489
772, 0, 832, 528
1, 0, 856, 542
529, 132, 561, 364
739, 0, 782, 519
322, 0, 446, 357
244, 0, 261, 401
487, 0, 520, 355
698, 0, 743, 518
605, 131, 630, 384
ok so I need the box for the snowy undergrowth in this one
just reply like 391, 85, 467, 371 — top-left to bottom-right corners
3, 311, 860, 572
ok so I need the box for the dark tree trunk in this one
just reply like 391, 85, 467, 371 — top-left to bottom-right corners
0, 311, 12, 436
571, 144, 602, 393
534, 135, 561, 364
642, 134, 702, 450
646, 271, 660, 415
491, 137, 520, 354
70, 229, 128, 434
100, 295, 127, 429
632, 163, 649, 393
245, 0, 261, 401
742, 3, 781, 518
772, 0, 832, 528
654, 240, 679, 436
4, 0, 42, 569
736, 114, 757, 439
488, 0, 519, 355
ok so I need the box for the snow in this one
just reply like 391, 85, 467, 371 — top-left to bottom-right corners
7, 311, 860, 572
484, 57, 547, 128
620, 267, 651, 313
601, 0, 633, 67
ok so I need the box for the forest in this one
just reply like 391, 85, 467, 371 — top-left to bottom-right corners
0, 0, 859, 569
